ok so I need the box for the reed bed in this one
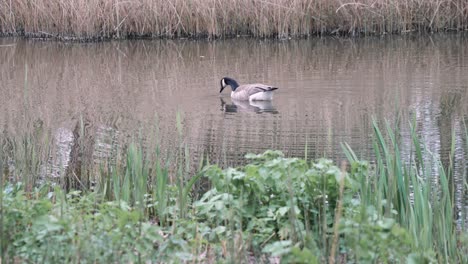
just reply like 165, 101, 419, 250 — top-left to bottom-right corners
0, 0, 467, 40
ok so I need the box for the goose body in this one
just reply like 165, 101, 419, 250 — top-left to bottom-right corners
220, 77, 278, 101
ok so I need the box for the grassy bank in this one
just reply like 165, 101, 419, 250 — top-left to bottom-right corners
1, 119, 467, 263
0, 0, 467, 40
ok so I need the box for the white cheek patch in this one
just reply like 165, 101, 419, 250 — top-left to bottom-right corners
222, 79, 226, 87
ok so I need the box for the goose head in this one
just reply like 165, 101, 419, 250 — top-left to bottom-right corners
220, 77, 240, 93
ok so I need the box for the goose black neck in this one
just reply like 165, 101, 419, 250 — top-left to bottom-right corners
225, 77, 240, 91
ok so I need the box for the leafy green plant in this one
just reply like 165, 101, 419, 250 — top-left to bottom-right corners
1, 184, 190, 263
195, 150, 355, 257
340, 204, 418, 263
1, 183, 53, 259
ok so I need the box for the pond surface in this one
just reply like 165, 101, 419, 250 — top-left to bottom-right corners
1, 35, 467, 222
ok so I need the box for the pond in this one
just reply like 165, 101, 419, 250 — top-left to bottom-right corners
1, 34, 467, 222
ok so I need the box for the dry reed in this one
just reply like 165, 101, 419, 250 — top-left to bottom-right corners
0, 0, 467, 39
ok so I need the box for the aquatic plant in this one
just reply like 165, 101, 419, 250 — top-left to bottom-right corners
342, 119, 466, 263
1, 118, 467, 263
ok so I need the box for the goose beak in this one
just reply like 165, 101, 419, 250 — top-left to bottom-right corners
220, 86, 225, 93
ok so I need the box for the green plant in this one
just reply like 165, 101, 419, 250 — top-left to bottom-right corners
2, 117, 468, 263
195, 150, 355, 259
340, 204, 419, 263
343, 119, 464, 263
1, 184, 190, 263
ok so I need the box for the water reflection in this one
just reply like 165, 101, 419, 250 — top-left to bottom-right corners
220, 98, 278, 114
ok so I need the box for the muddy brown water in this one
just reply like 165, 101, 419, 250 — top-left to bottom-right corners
1, 35, 467, 223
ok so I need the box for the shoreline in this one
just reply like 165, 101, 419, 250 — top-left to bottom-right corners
1, 29, 467, 43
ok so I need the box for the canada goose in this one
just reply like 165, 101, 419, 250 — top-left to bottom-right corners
219, 77, 279, 101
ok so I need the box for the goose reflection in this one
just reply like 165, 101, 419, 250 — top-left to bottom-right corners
220, 98, 278, 114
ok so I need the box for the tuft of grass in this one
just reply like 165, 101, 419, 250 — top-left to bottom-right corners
0, 0, 467, 40
343, 118, 466, 263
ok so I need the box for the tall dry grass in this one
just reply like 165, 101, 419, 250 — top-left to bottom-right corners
0, 0, 467, 39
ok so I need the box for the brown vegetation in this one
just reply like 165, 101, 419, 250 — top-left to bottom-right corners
0, 0, 467, 39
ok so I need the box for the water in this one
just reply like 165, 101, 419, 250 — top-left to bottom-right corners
1, 34, 467, 220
